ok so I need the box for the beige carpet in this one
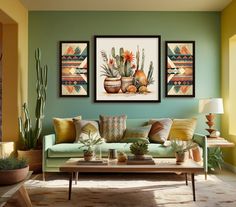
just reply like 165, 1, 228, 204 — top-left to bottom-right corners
15, 172, 236, 207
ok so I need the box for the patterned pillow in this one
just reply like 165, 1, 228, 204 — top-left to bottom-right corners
169, 118, 197, 141
53, 116, 81, 143
73, 119, 101, 142
99, 115, 127, 142
148, 118, 173, 143
122, 126, 151, 143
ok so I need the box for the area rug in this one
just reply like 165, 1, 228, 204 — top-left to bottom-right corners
21, 173, 236, 207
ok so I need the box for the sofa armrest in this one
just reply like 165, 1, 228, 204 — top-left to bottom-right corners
192, 133, 208, 176
42, 134, 56, 172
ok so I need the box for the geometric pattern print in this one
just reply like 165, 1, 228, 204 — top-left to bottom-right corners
99, 115, 127, 142
167, 43, 193, 96
61, 43, 88, 95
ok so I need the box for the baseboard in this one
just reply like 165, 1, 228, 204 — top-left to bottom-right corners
223, 162, 236, 173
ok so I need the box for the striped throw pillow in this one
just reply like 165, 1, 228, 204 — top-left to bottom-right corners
99, 115, 127, 142
122, 126, 151, 143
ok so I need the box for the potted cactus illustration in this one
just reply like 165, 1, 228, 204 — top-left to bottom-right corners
100, 50, 121, 93
100, 45, 154, 94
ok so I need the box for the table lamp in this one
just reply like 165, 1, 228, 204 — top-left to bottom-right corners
199, 98, 224, 137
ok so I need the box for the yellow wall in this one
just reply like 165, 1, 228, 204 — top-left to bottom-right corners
0, 0, 28, 142
221, 0, 236, 167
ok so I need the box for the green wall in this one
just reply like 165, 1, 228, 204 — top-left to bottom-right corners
29, 11, 221, 135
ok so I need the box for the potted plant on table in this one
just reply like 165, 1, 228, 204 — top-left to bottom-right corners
0, 157, 28, 185
17, 48, 48, 173
79, 131, 104, 161
130, 141, 149, 160
171, 140, 198, 165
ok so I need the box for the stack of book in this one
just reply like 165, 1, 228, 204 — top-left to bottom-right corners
77, 160, 108, 165
126, 155, 155, 165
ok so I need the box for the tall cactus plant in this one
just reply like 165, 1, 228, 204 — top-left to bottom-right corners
18, 48, 48, 150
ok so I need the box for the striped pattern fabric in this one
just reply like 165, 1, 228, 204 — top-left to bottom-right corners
123, 126, 151, 141
99, 115, 127, 142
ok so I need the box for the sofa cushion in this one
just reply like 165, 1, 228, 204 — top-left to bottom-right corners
48, 143, 84, 158
73, 120, 101, 142
148, 118, 173, 144
99, 115, 127, 142
47, 142, 174, 158
53, 116, 81, 144
121, 137, 150, 143
122, 126, 151, 143
169, 118, 197, 141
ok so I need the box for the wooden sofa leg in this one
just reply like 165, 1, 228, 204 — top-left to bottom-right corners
42, 172, 46, 181
205, 172, 207, 180
75, 172, 78, 185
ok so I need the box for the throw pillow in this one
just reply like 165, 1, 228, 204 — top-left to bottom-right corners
122, 126, 151, 143
53, 116, 81, 144
148, 118, 173, 143
169, 118, 197, 141
99, 115, 127, 142
73, 119, 101, 142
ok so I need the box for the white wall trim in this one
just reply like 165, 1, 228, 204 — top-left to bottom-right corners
223, 162, 236, 173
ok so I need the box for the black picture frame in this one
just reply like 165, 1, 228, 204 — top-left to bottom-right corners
59, 41, 89, 97
94, 35, 161, 102
165, 41, 195, 97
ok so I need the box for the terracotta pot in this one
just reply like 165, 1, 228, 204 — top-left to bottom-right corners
0, 165, 29, 185
121, 77, 134, 93
104, 77, 121, 93
84, 151, 94, 161
18, 149, 42, 173
175, 152, 187, 165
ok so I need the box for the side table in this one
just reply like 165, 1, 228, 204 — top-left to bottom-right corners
0, 171, 32, 207
207, 137, 235, 148
206, 137, 235, 179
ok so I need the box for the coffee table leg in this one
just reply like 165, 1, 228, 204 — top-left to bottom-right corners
68, 172, 73, 200
191, 173, 196, 201
185, 173, 188, 186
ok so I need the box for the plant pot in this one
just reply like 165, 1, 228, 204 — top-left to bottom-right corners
18, 149, 42, 173
134, 154, 145, 160
175, 152, 187, 165
121, 77, 133, 93
83, 151, 94, 161
0, 165, 29, 185
104, 77, 121, 93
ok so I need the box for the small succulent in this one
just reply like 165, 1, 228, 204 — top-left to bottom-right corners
171, 140, 198, 153
79, 131, 104, 153
0, 157, 28, 170
130, 141, 149, 155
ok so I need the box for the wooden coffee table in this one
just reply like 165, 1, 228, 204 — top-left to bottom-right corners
59, 158, 204, 201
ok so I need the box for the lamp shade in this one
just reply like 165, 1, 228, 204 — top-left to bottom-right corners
199, 98, 224, 114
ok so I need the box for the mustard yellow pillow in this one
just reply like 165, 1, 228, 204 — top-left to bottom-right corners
169, 118, 197, 141
53, 116, 81, 143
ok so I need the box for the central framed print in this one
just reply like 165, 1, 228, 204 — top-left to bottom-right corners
94, 35, 161, 102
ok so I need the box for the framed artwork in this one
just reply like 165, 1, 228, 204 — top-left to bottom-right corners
59, 41, 89, 97
165, 41, 195, 97
95, 35, 161, 102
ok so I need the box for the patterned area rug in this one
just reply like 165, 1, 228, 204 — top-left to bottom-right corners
18, 173, 236, 207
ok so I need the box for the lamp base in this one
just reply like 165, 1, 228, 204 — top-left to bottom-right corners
205, 113, 216, 137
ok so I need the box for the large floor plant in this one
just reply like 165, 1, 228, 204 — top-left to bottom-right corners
18, 48, 48, 150
18, 48, 48, 172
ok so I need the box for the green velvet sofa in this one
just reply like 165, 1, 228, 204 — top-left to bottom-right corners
43, 119, 208, 176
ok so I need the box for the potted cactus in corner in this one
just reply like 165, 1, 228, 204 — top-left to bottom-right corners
17, 48, 48, 173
